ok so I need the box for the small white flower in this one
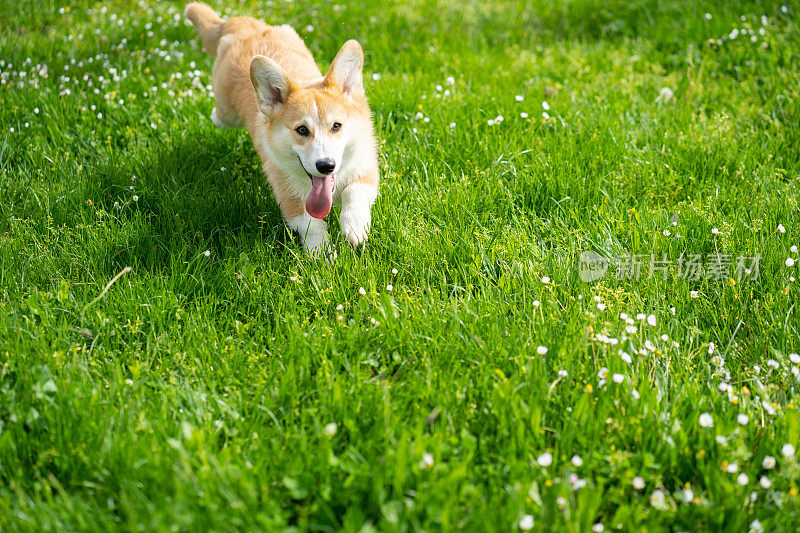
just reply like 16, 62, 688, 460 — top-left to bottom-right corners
132, 195, 139, 202
518, 515, 534, 531
791, 353, 800, 364
558, 369, 568, 377
737, 473, 749, 486
537, 345, 548, 355
726, 462, 739, 473
786, 257, 795, 267
449, 122, 456, 129
782, 443, 795, 457
632, 389, 640, 400
699, 412, 714, 427
386, 284, 393, 291
705, 12, 712, 20
620, 352, 632, 364
683, 487, 694, 502
592, 523, 604, 532
537, 452, 553, 467
596, 303, 606, 311
203, 250, 211, 258
323, 422, 337, 437
711, 228, 721, 235
690, 290, 699, 298
658, 87, 674, 102
598, 367, 609, 379
335, 304, 344, 311
445, 76, 455, 85
632, 476, 645, 490
767, 359, 779, 369
738, 413, 749, 426
762, 455, 776, 469
759, 476, 772, 489
532, 300, 540, 307
520, 112, 528, 119
571, 455, 583, 467
778, 224, 786, 233
541, 276, 550, 284
791, 245, 798, 254
371, 73, 381, 81
647, 314, 656, 326
663, 229, 671, 236
419, 452, 434, 469
515, 95, 524, 102
612, 373, 624, 384
542, 111, 550, 119
542, 101, 550, 111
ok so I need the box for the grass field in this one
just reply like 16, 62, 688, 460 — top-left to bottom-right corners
1, 0, 800, 530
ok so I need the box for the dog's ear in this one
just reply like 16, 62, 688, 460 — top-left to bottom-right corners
250, 56, 294, 115
324, 40, 364, 97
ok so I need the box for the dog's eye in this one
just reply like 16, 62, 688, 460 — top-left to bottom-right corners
331, 122, 342, 133
295, 125, 310, 136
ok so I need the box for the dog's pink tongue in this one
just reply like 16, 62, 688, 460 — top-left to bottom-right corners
306, 175, 334, 219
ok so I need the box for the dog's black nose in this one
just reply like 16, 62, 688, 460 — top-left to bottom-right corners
315, 158, 336, 175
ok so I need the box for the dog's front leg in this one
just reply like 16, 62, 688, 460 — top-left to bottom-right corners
340, 179, 378, 247
281, 196, 332, 256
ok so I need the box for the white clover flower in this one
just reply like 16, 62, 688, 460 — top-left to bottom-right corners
597, 303, 606, 311
518, 515, 534, 531
683, 487, 694, 502
386, 284, 393, 291
786, 258, 795, 267
782, 443, 795, 457
203, 250, 211, 258
592, 523, 604, 532
449, 122, 456, 128
791, 353, 800, 364
658, 87, 674, 102
727, 462, 739, 473
711, 228, 721, 235
737, 473, 749, 486
323, 422, 337, 437
612, 373, 624, 384
542, 101, 550, 111
762, 455, 776, 469
767, 359, 779, 369
791, 246, 798, 254
537, 452, 553, 467
699, 412, 714, 427
542, 111, 550, 120
132, 195, 139, 202
541, 276, 550, 284
705, 12, 712, 20
515, 95, 524, 102
632, 476, 645, 490
647, 314, 656, 326
532, 300, 540, 307
738, 413, 750, 426
620, 352, 632, 364
520, 112, 528, 119
335, 304, 344, 311
632, 389, 640, 400
758, 475, 771, 489
537, 345, 548, 355
716, 435, 728, 447
650, 489, 668, 510
778, 224, 786, 233
558, 369, 568, 377
419, 452, 434, 469
358, 287, 366, 295
571, 455, 583, 467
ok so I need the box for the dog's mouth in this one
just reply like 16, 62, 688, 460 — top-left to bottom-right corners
299, 157, 335, 220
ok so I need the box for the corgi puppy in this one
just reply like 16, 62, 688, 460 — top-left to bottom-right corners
185, 2, 379, 255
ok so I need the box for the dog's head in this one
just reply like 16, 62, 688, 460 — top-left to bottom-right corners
250, 40, 371, 219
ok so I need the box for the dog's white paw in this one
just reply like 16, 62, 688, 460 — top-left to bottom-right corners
340, 208, 371, 246
210, 108, 227, 129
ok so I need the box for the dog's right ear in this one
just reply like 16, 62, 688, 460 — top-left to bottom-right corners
250, 56, 294, 116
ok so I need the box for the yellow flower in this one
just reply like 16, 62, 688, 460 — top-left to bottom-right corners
545, 479, 553, 487
585, 384, 594, 393
791, 487, 798, 497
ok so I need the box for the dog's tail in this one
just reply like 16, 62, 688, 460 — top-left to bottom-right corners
185, 2, 225, 56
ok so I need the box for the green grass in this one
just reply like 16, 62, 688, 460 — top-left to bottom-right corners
1, 0, 800, 530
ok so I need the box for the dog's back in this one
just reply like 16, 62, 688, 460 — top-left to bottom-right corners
185, 3, 321, 130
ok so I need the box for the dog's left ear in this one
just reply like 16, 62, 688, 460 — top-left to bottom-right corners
324, 40, 364, 97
